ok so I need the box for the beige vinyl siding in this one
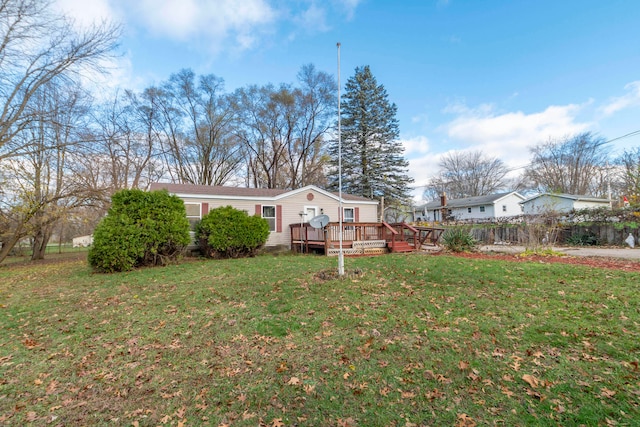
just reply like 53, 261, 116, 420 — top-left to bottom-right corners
176, 188, 378, 247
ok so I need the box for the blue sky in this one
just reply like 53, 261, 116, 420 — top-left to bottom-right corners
57, 0, 640, 199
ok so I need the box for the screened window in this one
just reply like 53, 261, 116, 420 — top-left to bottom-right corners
262, 205, 276, 231
343, 208, 355, 223
184, 203, 201, 229
467, 207, 472, 213
502, 205, 507, 212
479, 206, 485, 213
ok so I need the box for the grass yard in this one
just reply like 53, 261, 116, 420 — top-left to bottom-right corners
0, 253, 639, 426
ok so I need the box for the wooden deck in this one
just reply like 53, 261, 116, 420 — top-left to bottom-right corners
290, 222, 433, 256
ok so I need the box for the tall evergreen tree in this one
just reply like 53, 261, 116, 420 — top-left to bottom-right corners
329, 66, 413, 203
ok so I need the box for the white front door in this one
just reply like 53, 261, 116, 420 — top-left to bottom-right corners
305, 206, 318, 222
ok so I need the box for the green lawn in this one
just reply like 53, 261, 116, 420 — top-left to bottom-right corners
1, 253, 638, 426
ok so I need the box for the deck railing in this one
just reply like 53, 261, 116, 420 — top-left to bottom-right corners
290, 221, 420, 254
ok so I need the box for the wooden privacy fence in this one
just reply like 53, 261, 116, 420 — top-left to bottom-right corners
468, 224, 639, 246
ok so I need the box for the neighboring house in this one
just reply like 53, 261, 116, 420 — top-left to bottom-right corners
149, 183, 379, 248
72, 235, 93, 247
416, 192, 526, 222
520, 193, 611, 215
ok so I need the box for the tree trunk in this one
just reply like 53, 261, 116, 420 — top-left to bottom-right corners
0, 233, 23, 264
31, 228, 52, 260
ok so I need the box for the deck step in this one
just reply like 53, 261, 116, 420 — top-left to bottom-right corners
387, 241, 415, 253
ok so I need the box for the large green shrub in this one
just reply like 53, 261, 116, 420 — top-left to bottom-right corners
88, 189, 191, 273
441, 227, 477, 252
197, 206, 270, 258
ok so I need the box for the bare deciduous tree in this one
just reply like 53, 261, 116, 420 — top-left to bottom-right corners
427, 150, 509, 199
615, 147, 640, 204
0, 0, 119, 263
78, 90, 164, 200
148, 69, 242, 186
232, 84, 292, 189
286, 64, 336, 188
0, 82, 94, 262
0, 0, 120, 160
233, 65, 336, 190
525, 132, 609, 196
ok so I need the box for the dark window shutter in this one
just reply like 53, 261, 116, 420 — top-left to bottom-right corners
355, 207, 360, 222
201, 203, 209, 217
276, 205, 282, 232
255, 204, 261, 216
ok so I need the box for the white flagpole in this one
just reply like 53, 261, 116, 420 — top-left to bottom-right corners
337, 42, 344, 276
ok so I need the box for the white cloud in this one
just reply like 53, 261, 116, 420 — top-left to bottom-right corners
599, 81, 640, 117
334, 0, 363, 20
405, 101, 594, 200
129, 0, 276, 51
294, 3, 330, 33
402, 135, 430, 155
441, 102, 592, 165
57, 0, 363, 56
54, 0, 120, 28
53, 0, 136, 95
407, 155, 441, 202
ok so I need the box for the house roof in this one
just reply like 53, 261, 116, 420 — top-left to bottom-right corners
520, 193, 611, 204
149, 183, 378, 204
418, 192, 524, 210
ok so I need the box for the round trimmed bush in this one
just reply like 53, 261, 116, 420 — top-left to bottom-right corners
197, 206, 270, 258
88, 189, 191, 273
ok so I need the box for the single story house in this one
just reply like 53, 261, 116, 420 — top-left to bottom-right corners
416, 192, 525, 222
520, 193, 611, 215
149, 183, 379, 248
72, 235, 93, 248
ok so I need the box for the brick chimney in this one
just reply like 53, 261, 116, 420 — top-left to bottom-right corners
440, 192, 447, 207
440, 192, 447, 221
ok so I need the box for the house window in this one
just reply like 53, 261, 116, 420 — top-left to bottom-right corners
343, 208, 355, 223
467, 207, 472, 213
502, 205, 507, 212
479, 206, 485, 213
184, 203, 201, 229
262, 205, 276, 231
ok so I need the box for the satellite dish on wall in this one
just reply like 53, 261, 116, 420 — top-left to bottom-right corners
309, 214, 330, 229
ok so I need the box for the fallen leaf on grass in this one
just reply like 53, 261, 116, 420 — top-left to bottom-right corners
337, 418, 357, 427
401, 390, 416, 399
601, 388, 617, 398
456, 413, 477, 427
522, 374, 540, 388
458, 360, 469, 370
425, 389, 444, 400
22, 338, 38, 349
271, 418, 285, 427
287, 376, 301, 386
526, 388, 545, 401
501, 386, 514, 398
242, 411, 257, 420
